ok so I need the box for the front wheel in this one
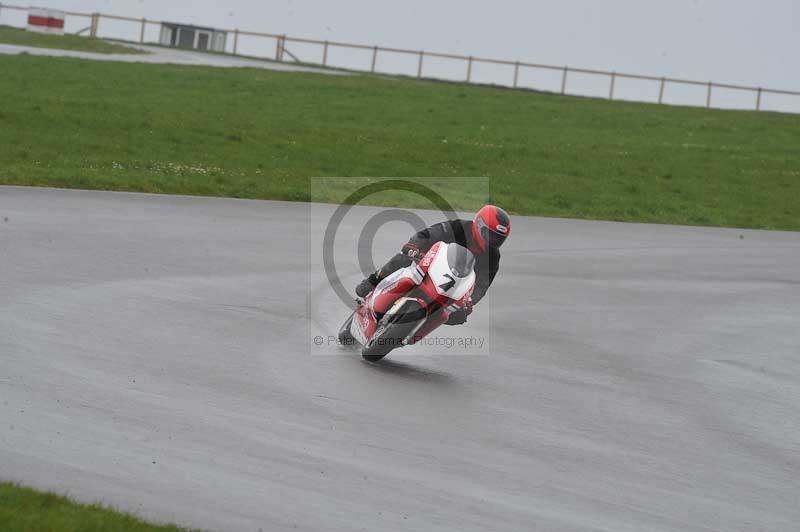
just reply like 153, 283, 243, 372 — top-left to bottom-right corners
361, 300, 425, 362
338, 312, 356, 349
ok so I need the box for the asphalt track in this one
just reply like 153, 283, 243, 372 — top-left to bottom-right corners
0, 42, 345, 75
1, 186, 799, 532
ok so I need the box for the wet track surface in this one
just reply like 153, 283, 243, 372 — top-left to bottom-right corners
1, 186, 799, 531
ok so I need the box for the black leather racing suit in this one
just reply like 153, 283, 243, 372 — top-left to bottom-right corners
373, 219, 500, 306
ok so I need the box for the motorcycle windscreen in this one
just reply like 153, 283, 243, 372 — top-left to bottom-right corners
447, 244, 476, 278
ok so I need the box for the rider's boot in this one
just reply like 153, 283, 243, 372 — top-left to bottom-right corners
355, 273, 380, 298
355, 253, 414, 298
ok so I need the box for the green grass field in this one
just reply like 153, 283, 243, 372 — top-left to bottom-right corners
0, 25, 143, 54
0, 482, 192, 532
0, 53, 798, 229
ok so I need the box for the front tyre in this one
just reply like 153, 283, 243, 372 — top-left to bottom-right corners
361, 300, 425, 362
338, 312, 356, 349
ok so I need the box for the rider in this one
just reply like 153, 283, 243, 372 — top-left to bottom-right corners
355, 205, 511, 325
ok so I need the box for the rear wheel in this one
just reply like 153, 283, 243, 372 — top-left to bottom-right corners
361, 300, 425, 362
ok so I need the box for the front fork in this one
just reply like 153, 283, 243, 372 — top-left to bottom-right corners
368, 280, 449, 347
405, 308, 448, 345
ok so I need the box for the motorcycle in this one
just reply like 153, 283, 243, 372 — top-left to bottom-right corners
338, 242, 476, 362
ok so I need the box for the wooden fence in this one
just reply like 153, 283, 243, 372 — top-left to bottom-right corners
1, 2, 798, 112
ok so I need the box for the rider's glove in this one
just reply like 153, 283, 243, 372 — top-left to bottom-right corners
445, 309, 468, 326
445, 301, 472, 326
464, 297, 474, 315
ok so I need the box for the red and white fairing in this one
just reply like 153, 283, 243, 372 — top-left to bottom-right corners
351, 242, 475, 347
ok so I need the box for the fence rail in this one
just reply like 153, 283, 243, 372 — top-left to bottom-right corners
1, 2, 798, 112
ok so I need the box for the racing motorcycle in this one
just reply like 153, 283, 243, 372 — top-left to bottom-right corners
339, 242, 476, 362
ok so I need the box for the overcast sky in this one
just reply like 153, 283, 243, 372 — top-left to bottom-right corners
5, 0, 799, 110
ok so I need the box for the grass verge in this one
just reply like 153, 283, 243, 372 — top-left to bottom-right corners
0, 25, 143, 54
0, 53, 798, 229
0, 482, 193, 531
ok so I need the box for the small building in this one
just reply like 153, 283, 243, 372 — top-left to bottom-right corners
159, 23, 227, 52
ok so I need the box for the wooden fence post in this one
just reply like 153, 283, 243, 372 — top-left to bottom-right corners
233, 29, 239, 55
706, 82, 712, 108
756, 87, 763, 111
561, 66, 568, 95
275, 36, 281, 61
658, 77, 666, 104
322, 41, 329, 66
140, 18, 146, 44
513, 61, 519, 88
417, 51, 424, 78
371, 46, 378, 73
609, 72, 616, 100
90, 13, 99, 38
466, 56, 473, 82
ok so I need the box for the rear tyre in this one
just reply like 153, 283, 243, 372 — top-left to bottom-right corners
361, 301, 425, 362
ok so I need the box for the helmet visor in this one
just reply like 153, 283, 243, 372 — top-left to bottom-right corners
483, 227, 508, 248
476, 216, 508, 249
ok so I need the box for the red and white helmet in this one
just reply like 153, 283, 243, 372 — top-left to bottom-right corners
471, 205, 511, 253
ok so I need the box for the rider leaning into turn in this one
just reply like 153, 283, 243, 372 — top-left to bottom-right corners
355, 205, 511, 325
